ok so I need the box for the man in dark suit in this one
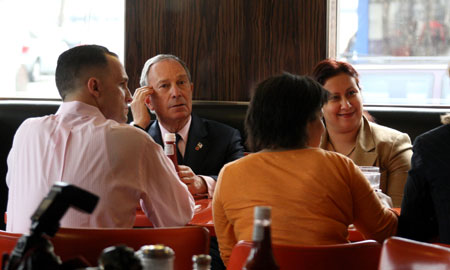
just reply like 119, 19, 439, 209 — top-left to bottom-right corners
398, 112, 450, 244
131, 54, 244, 197
131, 54, 244, 270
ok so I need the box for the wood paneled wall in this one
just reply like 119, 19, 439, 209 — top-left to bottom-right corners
125, 0, 328, 101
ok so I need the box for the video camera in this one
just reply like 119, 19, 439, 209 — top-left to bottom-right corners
3, 182, 99, 270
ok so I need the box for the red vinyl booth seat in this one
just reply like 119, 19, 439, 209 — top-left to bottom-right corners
0, 226, 209, 270
227, 240, 382, 270
0, 230, 22, 267
378, 237, 450, 270
51, 226, 209, 270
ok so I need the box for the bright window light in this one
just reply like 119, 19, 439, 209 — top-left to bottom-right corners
0, 0, 124, 99
335, 0, 450, 106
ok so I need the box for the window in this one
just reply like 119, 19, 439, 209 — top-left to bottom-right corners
332, 0, 450, 106
0, 0, 124, 99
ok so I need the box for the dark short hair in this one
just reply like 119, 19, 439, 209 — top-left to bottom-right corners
311, 59, 360, 89
55, 45, 118, 100
245, 73, 329, 152
140, 54, 191, 87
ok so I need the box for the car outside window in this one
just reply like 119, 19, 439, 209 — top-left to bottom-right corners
0, 0, 124, 100
357, 64, 448, 105
332, 0, 450, 106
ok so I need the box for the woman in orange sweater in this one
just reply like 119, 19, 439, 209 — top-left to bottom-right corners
212, 73, 398, 266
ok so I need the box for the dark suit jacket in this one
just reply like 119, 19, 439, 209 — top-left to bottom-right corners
398, 124, 450, 244
148, 114, 245, 180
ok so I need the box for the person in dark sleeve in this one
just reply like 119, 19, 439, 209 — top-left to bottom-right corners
131, 54, 245, 197
130, 54, 245, 270
398, 112, 450, 244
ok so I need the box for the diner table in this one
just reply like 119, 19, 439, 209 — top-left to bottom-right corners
134, 196, 216, 236
134, 199, 400, 241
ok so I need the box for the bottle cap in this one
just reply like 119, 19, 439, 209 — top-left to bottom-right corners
192, 254, 211, 265
136, 244, 174, 259
254, 206, 271, 220
164, 133, 176, 142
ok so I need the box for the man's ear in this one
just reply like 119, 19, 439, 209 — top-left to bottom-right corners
145, 95, 155, 111
87, 77, 100, 97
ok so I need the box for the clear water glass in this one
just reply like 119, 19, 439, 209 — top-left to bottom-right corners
359, 166, 380, 190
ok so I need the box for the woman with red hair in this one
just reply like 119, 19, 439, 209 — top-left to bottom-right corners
312, 59, 412, 207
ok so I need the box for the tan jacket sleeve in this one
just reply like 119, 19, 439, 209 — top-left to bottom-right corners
350, 164, 398, 243
383, 132, 412, 207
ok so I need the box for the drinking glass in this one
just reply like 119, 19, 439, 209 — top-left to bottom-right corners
359, 166, 380, 190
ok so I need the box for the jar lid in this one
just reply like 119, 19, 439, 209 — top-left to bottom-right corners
164, 133, 176, 142
254, 206, 271, 220
192, 254, 211, 265
136, 244, 174, 259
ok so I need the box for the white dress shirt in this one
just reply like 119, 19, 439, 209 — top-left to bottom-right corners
6, 101, 194, 233
159, 118, 216, 197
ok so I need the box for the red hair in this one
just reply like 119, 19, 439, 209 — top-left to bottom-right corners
311, 59, 360, 89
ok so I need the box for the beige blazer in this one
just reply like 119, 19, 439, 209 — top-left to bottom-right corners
320, 116, 412, 207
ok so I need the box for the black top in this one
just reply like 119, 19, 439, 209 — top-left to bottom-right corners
398, 124, 450, 244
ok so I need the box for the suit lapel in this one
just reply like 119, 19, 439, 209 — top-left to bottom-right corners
148, 121, 163, 147
353, 116, 378, 166
320, 116, 378, 167
184, 114, 208, 172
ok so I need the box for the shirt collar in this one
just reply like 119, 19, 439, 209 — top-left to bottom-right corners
56, 101, 106, 120
159, 115, 192, 143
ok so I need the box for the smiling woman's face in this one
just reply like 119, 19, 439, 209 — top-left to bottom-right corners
322, 73, 363, 134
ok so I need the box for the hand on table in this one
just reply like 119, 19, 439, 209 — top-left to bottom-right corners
130, 86, 154, 129
178, 165, 207, 195
375, 190, 393, 208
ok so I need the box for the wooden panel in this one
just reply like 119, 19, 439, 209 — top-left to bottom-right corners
125, 0, 328, 101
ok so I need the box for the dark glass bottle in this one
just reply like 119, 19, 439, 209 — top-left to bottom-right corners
164, 133, 179, 172
243, 206, 279, 270
192, 254, 211, 270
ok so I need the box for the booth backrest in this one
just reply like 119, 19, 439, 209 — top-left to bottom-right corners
378, 236, 450, 270
0, 100, 447, 230
0, 230, 22, 266
0, 227, 209, 270
52, 226, 210, 270
227, 240, 382, 270
0, 101, 62, 231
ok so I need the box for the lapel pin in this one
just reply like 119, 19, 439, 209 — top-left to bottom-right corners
195, 142, 203, 151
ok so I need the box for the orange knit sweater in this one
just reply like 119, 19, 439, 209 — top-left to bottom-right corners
213, 148, 398, 265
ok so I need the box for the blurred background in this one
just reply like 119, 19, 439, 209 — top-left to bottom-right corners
0, 0, 449, 105
338, 0, 450, 105
0, 0, 124, 99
